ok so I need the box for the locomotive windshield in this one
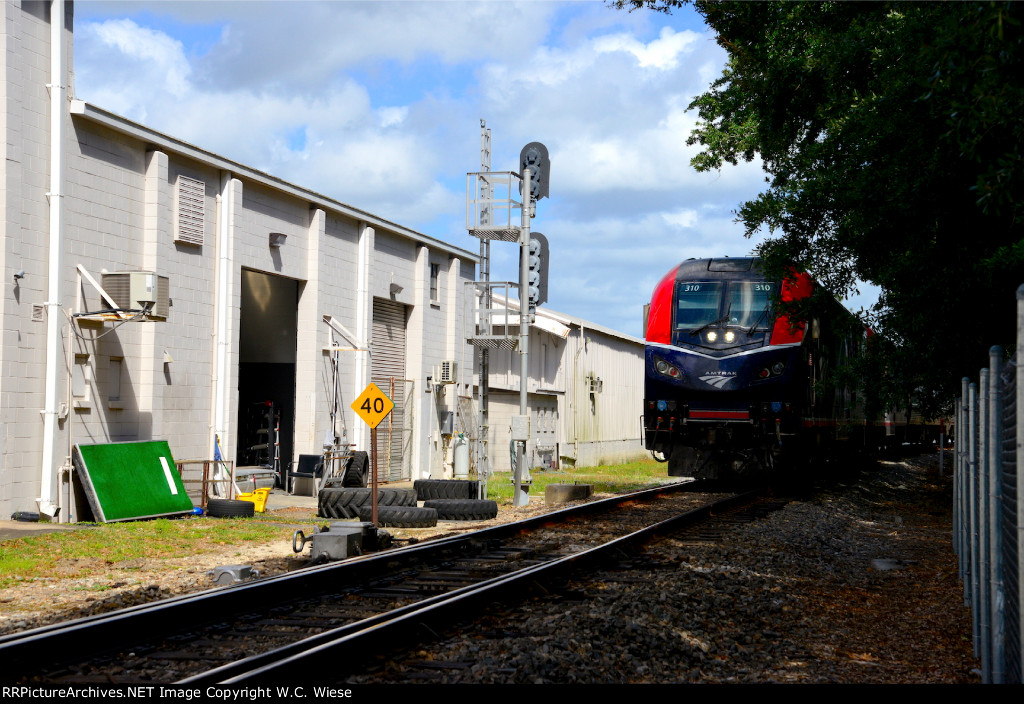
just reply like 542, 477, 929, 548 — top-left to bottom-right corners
727, 281, 774, 328
674, 282, 723, 328
674, 280, 774, 332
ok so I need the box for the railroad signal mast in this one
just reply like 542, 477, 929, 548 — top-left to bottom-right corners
466, 123, 550, 506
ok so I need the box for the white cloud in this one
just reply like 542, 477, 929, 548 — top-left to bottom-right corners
592, 27, 700, 70
378, 107, 409, 129
661, 209, 698, 228
180, 1, 561, 93
74, 15, 460, 224
472, 23, 766, 210
75, 18, 192, 120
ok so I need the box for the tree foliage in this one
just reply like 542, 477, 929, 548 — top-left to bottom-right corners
620, 1, 1024, 417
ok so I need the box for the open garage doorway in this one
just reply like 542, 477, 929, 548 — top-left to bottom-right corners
236, 269, 299, 488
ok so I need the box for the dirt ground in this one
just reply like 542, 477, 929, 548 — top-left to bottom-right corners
0, 495, 566, 636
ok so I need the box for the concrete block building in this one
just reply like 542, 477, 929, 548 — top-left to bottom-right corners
1, 1, 648, 521
1, 1, 476, 520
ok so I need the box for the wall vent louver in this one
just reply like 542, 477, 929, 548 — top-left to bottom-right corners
175, 175, 205, 246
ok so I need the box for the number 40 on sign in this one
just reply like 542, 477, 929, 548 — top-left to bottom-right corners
351, 383, 394, 428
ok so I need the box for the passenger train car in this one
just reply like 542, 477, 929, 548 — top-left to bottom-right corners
643, 257, 874, 481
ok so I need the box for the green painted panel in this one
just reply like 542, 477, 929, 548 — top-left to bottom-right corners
73, 441, 194, 522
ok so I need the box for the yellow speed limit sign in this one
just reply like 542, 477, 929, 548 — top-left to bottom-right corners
351, 382, 394, 429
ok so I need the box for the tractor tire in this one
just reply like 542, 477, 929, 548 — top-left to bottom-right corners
317, 487, 416, 519
423, 499, 498, 521
342, 451, 369, 488
413, 479, 479, 501
356, 505, 438, 528
207, 498, 256, 518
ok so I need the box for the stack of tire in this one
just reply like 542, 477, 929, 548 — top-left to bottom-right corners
317, 451, 439, 527
415, 480, 498, 521
316, 478, 498, 527
318, 486, 424, 523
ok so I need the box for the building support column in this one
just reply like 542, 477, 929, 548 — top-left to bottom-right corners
210, 172, 239, 473
352, 223, 373, 452
295, 208, 325, 458
409, 246, 430, 478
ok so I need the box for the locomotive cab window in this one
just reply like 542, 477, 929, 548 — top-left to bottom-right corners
727, 282, 774, 329
674, 281, 723, 328
675, 281, 774, 330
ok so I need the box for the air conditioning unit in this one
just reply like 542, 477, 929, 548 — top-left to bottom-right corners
438, 360, 458, 384
101, 271, 170, 321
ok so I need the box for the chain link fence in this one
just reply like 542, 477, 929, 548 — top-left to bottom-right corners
954, 284, 1024, 683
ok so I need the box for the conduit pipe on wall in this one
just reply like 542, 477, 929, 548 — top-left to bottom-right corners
571, 324, 585, 461
38, 0, 66, 519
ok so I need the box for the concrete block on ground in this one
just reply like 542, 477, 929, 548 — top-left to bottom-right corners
544, 483, 593, 504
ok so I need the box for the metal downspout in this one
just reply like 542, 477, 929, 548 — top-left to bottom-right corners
572, 324, 585, 460
38, 0, 66, 519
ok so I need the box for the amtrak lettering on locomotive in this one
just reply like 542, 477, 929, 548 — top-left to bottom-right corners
643, 257, 869, 481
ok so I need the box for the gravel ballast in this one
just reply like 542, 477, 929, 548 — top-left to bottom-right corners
348, 455, 979, 684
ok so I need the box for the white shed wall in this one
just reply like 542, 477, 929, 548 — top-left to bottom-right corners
480, 311, 646, 474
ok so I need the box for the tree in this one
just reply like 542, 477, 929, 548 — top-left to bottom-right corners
620, 1, 1024, 417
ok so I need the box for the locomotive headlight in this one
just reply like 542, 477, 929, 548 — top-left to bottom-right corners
706, 331, 718, 342
654, 358, 681, 379
724, 331, 736, 343
772, 362, 785, 375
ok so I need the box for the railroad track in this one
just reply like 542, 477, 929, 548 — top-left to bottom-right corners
0, 481, 778, 684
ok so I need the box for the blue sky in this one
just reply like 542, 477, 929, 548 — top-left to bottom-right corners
72, 1, 869, 338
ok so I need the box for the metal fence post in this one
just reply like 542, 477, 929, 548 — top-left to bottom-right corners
970, 380, 981, 657
960, 378, 970, 595
990, 347, 1005, 683
980, 368, 992, 679
1016, 284, 1024, 680
954, 394, 960, 561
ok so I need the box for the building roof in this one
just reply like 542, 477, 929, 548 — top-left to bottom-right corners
70, 100, 478, 262
494, 295, 643, 346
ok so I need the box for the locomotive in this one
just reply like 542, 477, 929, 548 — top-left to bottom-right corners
643, 257, 872, 481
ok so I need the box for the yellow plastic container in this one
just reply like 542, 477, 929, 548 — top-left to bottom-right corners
236, 487, 270, 513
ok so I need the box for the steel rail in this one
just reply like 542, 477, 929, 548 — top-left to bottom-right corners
0, 479, 704, 674
197, 489, 759, 684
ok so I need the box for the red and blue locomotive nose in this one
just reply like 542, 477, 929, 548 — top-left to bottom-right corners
645, 344, 796, 396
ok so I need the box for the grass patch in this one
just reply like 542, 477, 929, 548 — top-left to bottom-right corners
481, 457, 669, 505
0, 515, 319, 588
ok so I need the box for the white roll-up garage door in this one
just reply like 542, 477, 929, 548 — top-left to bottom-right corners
371, 298, 410, 481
